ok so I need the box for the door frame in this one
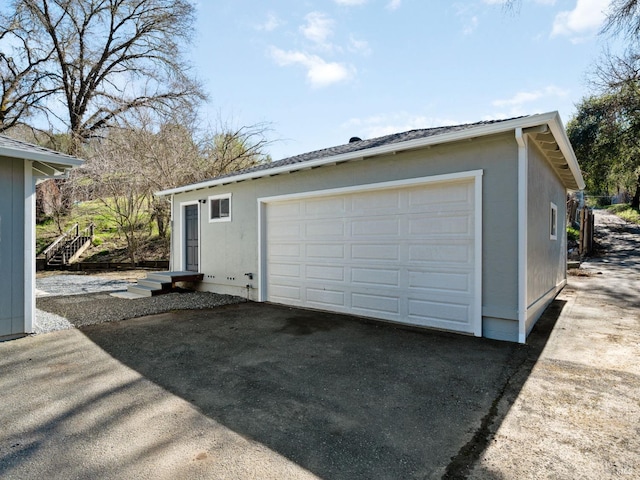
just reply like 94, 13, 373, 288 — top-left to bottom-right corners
257, 170, 484, 337
179, 200, 201, 272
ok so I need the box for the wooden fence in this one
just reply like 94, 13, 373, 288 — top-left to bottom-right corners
567, 197, 594, 256
579, 208, 594, 256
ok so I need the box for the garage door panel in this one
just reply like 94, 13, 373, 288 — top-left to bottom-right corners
351, 244, 400, 261
408, 298, 470, 324
269, 202, 301, 219
306, 288, 345, 307
268, 222, 302, 239
409, 243, 472, 264
305, 197, 346, 216
306, 243, 345, 259
408, 270, 471, 292
306, 220, 345, 237
351, 267, 400, 287
269, 262, 301, 278
306, 264, 345, 282
351, 292, 400, 315
265, 178, 478, 334
269, 284, 302, 302
352, 190, 401, 214
409, 214, 471, 235
269, 243, 301, 258
351, 217, 400, 236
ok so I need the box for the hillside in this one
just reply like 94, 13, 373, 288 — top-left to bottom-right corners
37, 199, 169, 263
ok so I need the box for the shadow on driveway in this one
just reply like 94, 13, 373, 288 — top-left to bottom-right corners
78, 301, 564, 479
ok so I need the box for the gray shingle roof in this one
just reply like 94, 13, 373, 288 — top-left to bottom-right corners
0, 134, 83, 165
203, 117, 523, 184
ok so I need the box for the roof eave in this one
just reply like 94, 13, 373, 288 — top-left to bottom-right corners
156, 111, 585, 196
0, 145, 84, 169
545, 112, 586, 191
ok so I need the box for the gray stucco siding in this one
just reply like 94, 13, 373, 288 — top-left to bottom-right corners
0, 157, 26, 336
526, 140, 567, 330
173, 133, 521, 331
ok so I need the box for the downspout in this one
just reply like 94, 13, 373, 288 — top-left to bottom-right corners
515, 128, 528, 344
24, 161, 35, 334
168, 194, 174, 272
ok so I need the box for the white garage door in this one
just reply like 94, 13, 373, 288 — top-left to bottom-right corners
264, 178, 479, 334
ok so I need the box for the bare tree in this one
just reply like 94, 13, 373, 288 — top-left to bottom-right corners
0, 5, 57, 131
4, 0, 205, 153
602, 0, 640, 38
76, 111, 273, 262
198, 119, 273, 178
80, 129, 155, 265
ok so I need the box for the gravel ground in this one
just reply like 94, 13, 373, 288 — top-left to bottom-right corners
35, 273, 245, 334
36, 274, 133, 297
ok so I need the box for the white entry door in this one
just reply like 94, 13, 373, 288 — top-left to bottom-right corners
263, 177, 480, 334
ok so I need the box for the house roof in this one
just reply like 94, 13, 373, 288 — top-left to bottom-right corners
157, 111, 585, 196
0, 134, 84, 179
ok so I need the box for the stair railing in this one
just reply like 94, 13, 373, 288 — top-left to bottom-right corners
43, 223, 78, 265
43, 223, 95, 266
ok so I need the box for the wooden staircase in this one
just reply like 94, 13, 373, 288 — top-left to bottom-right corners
42, 223, 94, 268
127, 271, 204, 297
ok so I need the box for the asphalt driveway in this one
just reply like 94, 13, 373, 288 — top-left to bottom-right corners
0, 301, 538, 480
2, 210, 638, 479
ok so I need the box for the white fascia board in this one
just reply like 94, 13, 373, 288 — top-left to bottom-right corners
0, 146, 84, 168
156, 112, 576, 197
545, 113, 586, 190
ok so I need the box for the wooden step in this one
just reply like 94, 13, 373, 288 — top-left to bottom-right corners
126, 271, 203, 298
147, 271, 204, 283
137, 278, 171, 290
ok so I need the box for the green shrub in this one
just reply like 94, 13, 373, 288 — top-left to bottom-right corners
567, 226, 580, 241
606, 204, 640, 224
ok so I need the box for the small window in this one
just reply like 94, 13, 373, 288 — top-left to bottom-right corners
550, 202, 558, 240
209, 194, 231, 222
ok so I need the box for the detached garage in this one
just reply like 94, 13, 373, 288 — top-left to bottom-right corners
0, 136, 83, 340
157, 111, 584, 343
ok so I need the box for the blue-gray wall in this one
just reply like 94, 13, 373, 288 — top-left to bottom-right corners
526, 140, 568, 333
0, 157, 26, 337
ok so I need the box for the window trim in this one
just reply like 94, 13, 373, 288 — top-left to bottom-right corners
550, 202, 558, 240
208, 193, 232, 223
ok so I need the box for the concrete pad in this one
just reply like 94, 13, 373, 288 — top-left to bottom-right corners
110, 291, 147, 299
0, 303, 525, 479
468, 210, 640, 479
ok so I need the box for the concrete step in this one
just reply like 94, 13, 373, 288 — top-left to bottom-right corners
126, 284, 157, 297
111, 291, 147, 299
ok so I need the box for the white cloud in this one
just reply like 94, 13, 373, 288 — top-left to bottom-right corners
256, 12, 283, 32
386, 0, 402, 10
334, 0, 368, 5
300, 12, 334, 46
342, 113, 460, 139
492, 85, 569, 108
454, 4, 480, 35
348, 35, 371, 55
551, 0, 608, 39
269, 47, 354, 88
464, 16, 479, 35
